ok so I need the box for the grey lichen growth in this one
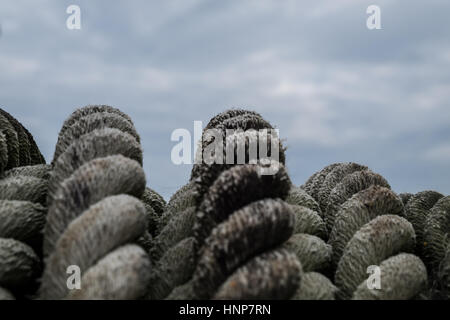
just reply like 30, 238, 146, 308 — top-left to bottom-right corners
146, 237, 196, 300
424, 195, 450, 271
44, 155, 146, 256
194, 163, 291, 250
53, 112, 141, 162
404, 190, 444, 259
335, 215, 416, 298
352, 253, 427, 300
325, 169, 390, 233
329, 186, 404, 267
282, 233, 331, 272
53, 105, 134, 163
291, 272, 338, 300
40, 195, 147, 300
290, 205, 327, 239
192, 198, 295, 299
0, 238, 40, 289
213, 249, 302, 300
0, 200, 46, 246
66, 244, 151, 300
151, 207, 196, 262
286, 187, 322, 217
47, 128, 143, 206
2, 164, 51, 180
0, 175, 48, 205
317, 162, 368, 214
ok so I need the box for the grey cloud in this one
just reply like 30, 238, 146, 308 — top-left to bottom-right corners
0, 0, 449, 199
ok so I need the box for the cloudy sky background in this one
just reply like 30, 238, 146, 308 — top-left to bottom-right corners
0, 0, 449, 199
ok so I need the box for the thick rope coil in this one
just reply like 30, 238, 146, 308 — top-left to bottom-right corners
40, 194, 148, 299
66, 244, 151, 300
194, 163, 291, 251
0, 132, 8, 175
0, 201, 46, 249
303, 163, 341, 201
53, 112, 140, 162
157, 183, 194, 233
324, 169, 391, 233
2, 103, 445, 300
0, 113, 20, 170
44, 155, 146, 257
317, 163, 368, 214
0, 108, 45, 171
150, 207, 196, 262
190, 110, 285, 204
213, 249, 302, 300
0, 110, 47, 299
40, 106, 151, 300
1, 164, 51, 180
146, 237, 196, 300
329, 186, 404, 268
191, 198, 295, 299
399, 192, 413, 207
282, 233, 332, 273
0, 176, 48, 206
52, 105, 134, 164
424, 195, 450, 272
141, 187, 167, 237
289, 205, 327, 239
0, 238, 40, 292
291, 272, 338, 300
159, 111, 298, 300
437, 246, 450, 299
352, 253, 427, 300
47, 127, 143, 207
335, 215, 416, 299
286, 186, 322, 217
404, 190, 444, 260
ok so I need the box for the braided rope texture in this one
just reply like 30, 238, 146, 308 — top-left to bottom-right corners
0, 107, 448, 300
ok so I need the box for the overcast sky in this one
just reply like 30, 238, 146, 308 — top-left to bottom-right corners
1, 0, 449, 199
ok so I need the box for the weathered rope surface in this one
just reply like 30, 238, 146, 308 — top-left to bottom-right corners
39, 106, 152, 300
